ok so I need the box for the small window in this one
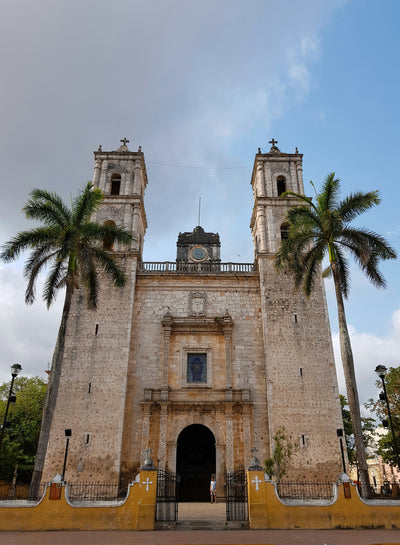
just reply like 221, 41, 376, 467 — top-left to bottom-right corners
103, 220, 116, 251
187, 353, 207, 383
277, 176, 286, 196
280, 222, 289, 240
110, 173, 121, 195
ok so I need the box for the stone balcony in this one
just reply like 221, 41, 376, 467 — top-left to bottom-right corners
137, 261, 257, 274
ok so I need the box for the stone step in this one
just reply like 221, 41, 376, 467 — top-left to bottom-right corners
155, 520, 249, 531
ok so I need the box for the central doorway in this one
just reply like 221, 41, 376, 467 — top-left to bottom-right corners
176, 424, 216, 502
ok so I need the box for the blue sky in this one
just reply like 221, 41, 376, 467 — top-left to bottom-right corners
0, 0, 399, 410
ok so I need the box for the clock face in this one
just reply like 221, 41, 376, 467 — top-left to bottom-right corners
191, 246, 207, 261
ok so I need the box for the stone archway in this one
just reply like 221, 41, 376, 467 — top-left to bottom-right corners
176, 424, 216, 502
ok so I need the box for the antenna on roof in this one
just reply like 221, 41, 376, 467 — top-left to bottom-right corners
198, 196, 201, 226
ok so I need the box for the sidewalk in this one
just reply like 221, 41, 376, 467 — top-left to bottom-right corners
1, 528, 400, 545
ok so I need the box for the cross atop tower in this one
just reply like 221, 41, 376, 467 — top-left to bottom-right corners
120, 137, 130, 146
269, 138, 278, 147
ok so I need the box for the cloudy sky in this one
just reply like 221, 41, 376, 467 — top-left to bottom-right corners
0, 0, 399, 412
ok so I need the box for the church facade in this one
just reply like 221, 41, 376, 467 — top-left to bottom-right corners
41, 139, 345, 499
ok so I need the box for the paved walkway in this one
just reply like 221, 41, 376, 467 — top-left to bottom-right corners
1, 502, 400, 544
1, 529, 400, 545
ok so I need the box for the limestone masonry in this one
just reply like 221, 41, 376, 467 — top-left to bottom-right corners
42, 139, 344, 499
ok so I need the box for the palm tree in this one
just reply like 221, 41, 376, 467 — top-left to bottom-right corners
275, 173, 397, 490
1, 182, 133, 493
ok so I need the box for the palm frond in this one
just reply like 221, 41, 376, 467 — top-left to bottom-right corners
72, 182, 104, 227
81, 222, 134, 245
24, 246, 59, 304
91, 247, 126, 287
43, 260, 67, 309
24, 189, 71, 226
318, 173, 340, 213
0, 227, 60, 262
300, 240, 325, 296
338, 190, 380, 222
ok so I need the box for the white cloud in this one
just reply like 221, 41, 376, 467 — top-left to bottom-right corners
333, 308, 400, 409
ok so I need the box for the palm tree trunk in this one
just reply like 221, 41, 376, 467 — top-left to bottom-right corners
331, 262, 369, 490
29, 282, 73, 497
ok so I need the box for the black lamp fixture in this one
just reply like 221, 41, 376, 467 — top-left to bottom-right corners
375, 365, 400, 468
0, 364, 22, 451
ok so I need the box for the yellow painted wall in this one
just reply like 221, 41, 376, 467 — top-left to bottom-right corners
0, 471, 157, 532
247, 470, 400, 529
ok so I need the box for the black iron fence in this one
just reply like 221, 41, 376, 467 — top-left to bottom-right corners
225, 467, 248, 521
358, 481, 400, 500
155, 468, 178, 522
66, 481, 127, 502
0, 482, 46, 501
276, 481, 335, 500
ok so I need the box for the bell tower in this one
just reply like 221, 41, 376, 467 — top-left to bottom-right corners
92, 138, 147, 256
250, 138, 304, 257
250, 139, 343, 476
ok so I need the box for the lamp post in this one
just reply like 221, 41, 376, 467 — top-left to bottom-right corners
337, 428, 347, 474
61, 429, 72, 482
0, 363, 22, 452
375, 365, 400, 469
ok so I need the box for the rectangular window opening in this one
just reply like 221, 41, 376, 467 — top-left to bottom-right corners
299, 367, 303, 377
187, 353, 207, 383
294, 313, 298, 323
301, 434, 306, 445
86, 434, 90, 444
88, 382, 92, 393
95, 324, 99, 335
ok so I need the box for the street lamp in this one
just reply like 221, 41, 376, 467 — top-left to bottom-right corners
337, 429, 347, 474
0, 364, 22, 451
375, 365, 400, 469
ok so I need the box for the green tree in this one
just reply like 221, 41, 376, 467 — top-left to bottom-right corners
365, 366, 400, 468
275, 173, 397, 488
0, 376, 47, 482
264, 428, 296, 482
340, 394, 376, 466
1, 182, 133, 490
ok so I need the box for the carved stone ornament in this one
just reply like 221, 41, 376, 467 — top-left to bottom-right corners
189, 291, 207, 316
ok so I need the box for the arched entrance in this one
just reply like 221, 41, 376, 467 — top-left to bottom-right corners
176, 424, 216, 502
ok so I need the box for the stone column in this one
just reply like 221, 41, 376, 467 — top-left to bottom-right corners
215, 443, 226, 500
290, 161, 298, 193
130, 203, 140, 251
257, 206, 267, 253
160, 314, 172, 387
243, 405, 252, 468
167, 442, 177, 472
99, 160, 108, 193
296, 160, 304, 194
265, 207, 276, 254
256, 161, 265, 197
223, 316, 233, 390
158, 403, 168, 470
133, 159, 142, 195
225, 404, 234, 472
140, 402, 152, 466
264, 161, 273, 196
93, 158, 102, 188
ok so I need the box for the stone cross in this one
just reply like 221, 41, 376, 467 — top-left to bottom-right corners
269, 138, 278, 147
252, 476, 262, 491
120, 137, 130, 146
251, 446, 258, 456
142, 477, 153, 491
